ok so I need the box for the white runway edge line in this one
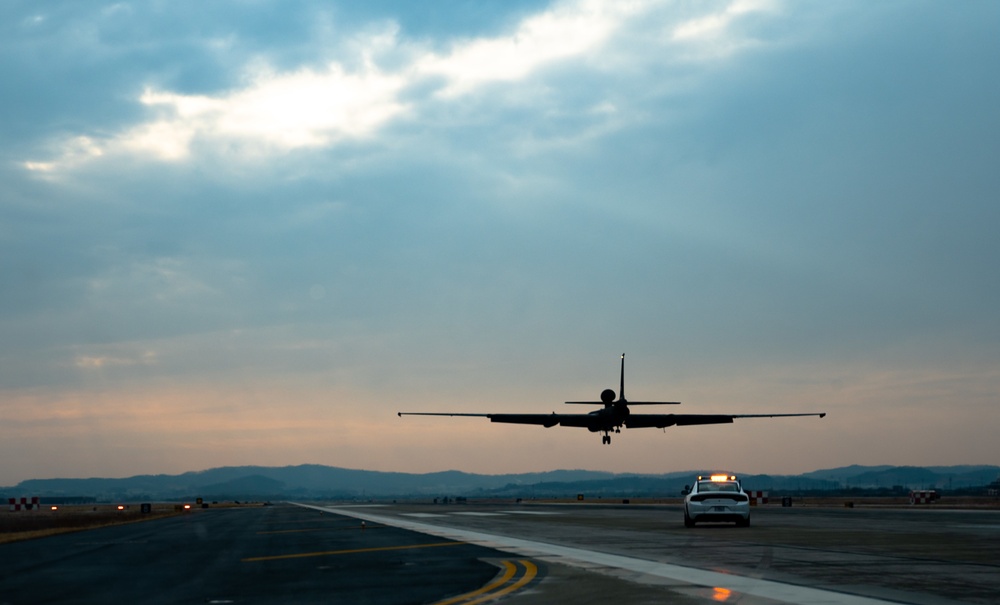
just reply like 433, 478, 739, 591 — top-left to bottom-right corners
292, 504, 895, 605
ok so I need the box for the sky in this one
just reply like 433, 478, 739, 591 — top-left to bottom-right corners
2, 0, 998, 485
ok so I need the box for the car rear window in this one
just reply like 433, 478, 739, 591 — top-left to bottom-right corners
698, 481, 739, 492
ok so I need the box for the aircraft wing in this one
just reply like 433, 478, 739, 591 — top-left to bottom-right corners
398, 412, 596, 429
565, 401, 680, 405
625, 412, 826, 429
397, 413, 492, 417
399, 411, 825, 434
487, 413, 562, 427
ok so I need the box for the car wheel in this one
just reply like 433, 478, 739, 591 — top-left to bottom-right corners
684, 509, 695, 528
737, 517, 750, 527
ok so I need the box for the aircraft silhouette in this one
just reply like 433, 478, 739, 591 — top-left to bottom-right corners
399, 354, 826, 444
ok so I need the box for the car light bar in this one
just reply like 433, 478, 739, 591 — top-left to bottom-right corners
698, 474, 738, 482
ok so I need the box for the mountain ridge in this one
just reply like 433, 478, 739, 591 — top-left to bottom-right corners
3, 464, 997, 501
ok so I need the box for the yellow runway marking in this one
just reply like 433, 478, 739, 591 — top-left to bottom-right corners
433, 560, 538, 605
242, 541, 461, 563
433, 561, 516, 605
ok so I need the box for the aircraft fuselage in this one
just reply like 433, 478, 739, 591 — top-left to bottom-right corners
586, 403, 630, 433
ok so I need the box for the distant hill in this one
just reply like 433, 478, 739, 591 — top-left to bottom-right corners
1, 465, 619, 501
801, 465, 897, 482
802, 465, 1000, 490
2, 464, 997, 501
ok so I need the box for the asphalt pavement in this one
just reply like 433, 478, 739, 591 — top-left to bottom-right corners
4, 500, 999, 605
0, 504, 519, 604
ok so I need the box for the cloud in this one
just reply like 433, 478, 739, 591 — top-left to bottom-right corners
126, 64, 408, 160
672, 0, 772, 41
415, 0, 645, 97
22, 136, 104, 173
74, 351, 157, 369
21, 0, 775, 173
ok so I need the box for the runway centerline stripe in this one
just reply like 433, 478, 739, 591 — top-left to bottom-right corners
241, 541, 462, 563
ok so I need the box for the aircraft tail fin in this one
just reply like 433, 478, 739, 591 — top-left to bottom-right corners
619, 353, 625, 402
564, 353, 680, 405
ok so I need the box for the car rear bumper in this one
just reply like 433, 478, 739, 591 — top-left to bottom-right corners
685, 501, 750, 523
688, 512, 748, 523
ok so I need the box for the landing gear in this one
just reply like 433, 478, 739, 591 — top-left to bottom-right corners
601, 427, 621, 444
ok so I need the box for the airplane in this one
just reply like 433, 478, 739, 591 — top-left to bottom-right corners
398, 354, 826, 444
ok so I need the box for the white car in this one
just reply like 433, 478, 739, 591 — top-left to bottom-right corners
683, 474, 751, 527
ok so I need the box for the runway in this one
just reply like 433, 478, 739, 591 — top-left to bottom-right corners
0, 504, 521, 604
299, 500, 1000, 605
1, 501, 997, 604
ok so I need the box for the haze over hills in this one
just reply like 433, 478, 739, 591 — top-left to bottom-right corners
3, 465, 999, 502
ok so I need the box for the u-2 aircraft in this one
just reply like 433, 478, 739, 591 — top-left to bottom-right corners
398, 354, 826, 444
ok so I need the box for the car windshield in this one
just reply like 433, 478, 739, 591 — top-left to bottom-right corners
699, 481, 739, 492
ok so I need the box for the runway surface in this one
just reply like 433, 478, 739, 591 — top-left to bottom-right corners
0, 504, 526, 604
1, 501, 997, 604
300, 500, 1000, 605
